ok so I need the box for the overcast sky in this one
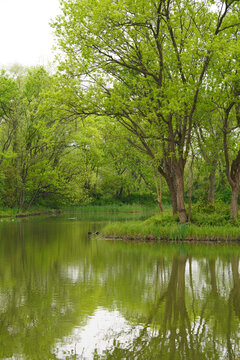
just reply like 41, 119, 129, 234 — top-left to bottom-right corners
0, 0, 61, 68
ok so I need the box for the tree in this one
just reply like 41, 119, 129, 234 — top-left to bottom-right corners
52, 0, 240, 222
206, 24, 240, 218
194, 102, 222, 204
0, 67, 90, 210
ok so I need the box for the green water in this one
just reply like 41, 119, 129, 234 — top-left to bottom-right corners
0, 214, 240, 359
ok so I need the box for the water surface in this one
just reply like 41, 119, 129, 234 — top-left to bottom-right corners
0, 214, 240, 359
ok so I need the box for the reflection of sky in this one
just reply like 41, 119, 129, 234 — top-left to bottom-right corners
185, 259, 234, 298
62, 264, 106, 285
53, 307, 145, 359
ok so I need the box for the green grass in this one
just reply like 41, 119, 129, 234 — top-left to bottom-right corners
63, 203, 159, 213
103, 221, 240, 241
62, 203, 159, 222
0, 206, 60, 218
0, 207, 18, 217
102, 202, 240, 241
0, 203, 158, 220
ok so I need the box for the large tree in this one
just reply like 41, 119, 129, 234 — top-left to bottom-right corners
53, 0, 240, 222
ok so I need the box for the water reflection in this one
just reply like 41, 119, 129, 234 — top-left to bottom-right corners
0, 217, 239, 359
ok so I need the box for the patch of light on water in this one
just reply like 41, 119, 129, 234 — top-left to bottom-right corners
185, 259, 235, 299
53, 307, 145, 359
64, 265, 80, 283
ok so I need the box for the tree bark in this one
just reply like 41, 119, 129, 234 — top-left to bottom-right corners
154, 169, 163, 212
230, 184, 239, 219
165, 176, 178, 215
223, 106, 240, 219
175, 169, 187, 223
157, 174, 163, 212
188, 156, 194, 222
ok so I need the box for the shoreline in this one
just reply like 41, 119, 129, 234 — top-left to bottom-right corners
0, 208, 62, 219
15, 209, 62, 218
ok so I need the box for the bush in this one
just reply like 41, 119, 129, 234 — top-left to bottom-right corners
191, 200, 230, 226
144, 212, 179, 226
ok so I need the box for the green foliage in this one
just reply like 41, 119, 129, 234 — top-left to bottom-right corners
145, 212, 179, 226
51, 0, 240, 223
191, 200, 231, 226
1, 0, 240, 217
0, 67, 100, 210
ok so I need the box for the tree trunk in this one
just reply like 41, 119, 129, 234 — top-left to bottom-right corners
230, 184, 239, 219
117, 185, 123, 199
188, 156, 194, 222
175, 170, 187, 223
165, 176, 178, 215
153, 169, 163, 212
26, 188, 40, 211
188, 184, 192, 222
208, 169, 216, 203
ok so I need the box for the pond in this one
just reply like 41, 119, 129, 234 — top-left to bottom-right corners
0, 213, 240, 359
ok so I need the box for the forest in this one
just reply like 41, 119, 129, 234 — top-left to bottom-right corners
1, 0, 240, 225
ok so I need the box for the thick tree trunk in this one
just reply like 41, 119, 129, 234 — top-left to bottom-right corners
165, 176, 178, 215
175, 170, 187, 223
230, 184, 239, 219
208, 169, 216, 203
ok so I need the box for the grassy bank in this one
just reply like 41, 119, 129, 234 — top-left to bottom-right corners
0, 207, 61, 218
62, 203, 159, 221
103, 221, 240, 241
63, 203, 159, 213
102, 202, 240, 242
0, 203, 157, 220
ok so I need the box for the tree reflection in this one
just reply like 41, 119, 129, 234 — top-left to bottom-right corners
99, 254, 240, 360
0, 219, 240, 360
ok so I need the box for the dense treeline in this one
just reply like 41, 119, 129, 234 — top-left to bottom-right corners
1, 0, 240, 223
0, 67, 158, 210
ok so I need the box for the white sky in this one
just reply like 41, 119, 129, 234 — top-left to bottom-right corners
0, 0, 61, 68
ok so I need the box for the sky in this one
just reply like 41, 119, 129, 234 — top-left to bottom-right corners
0, 0, 61, 68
